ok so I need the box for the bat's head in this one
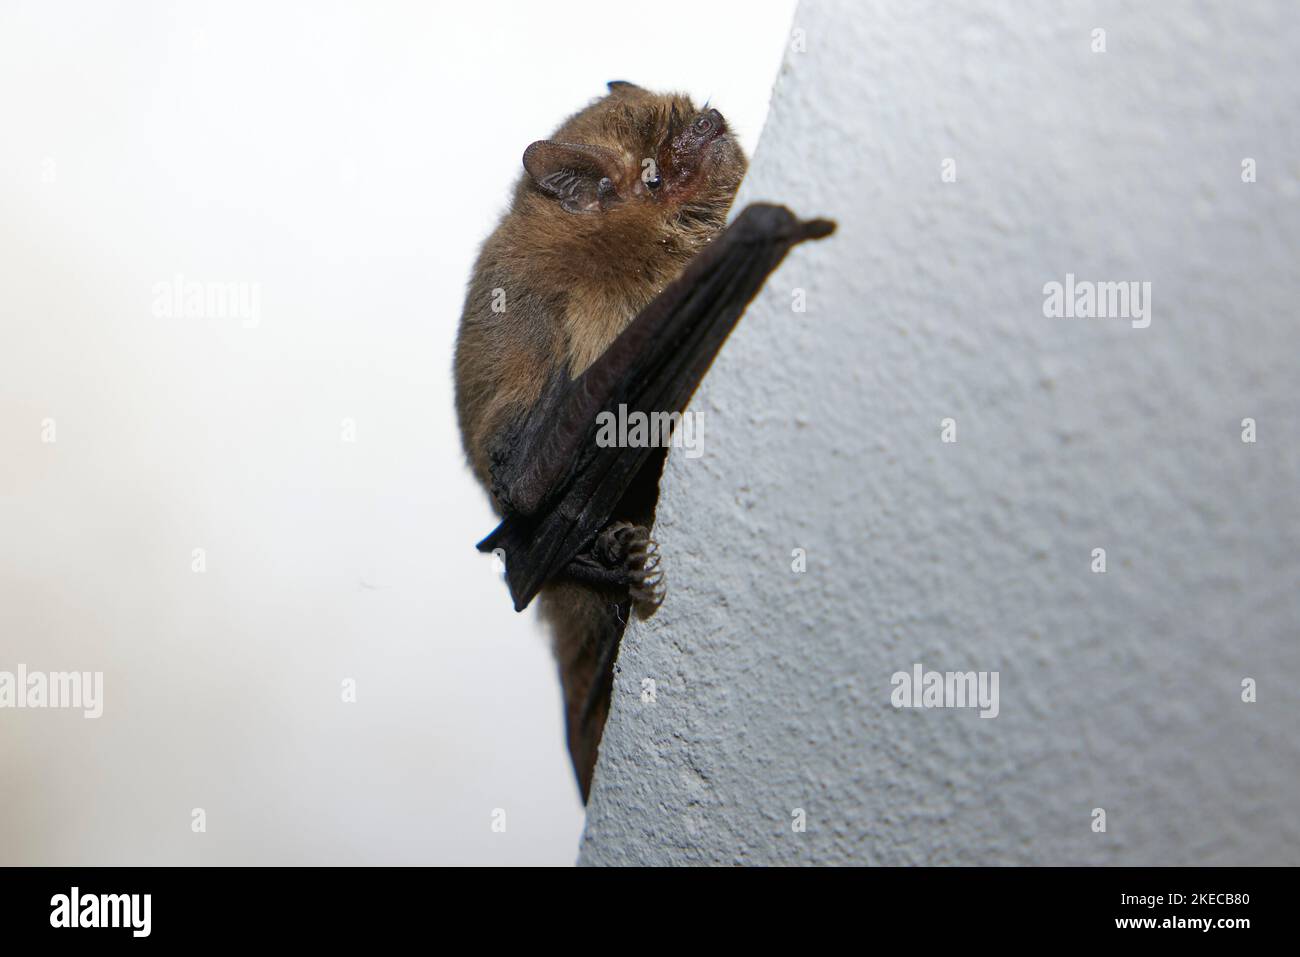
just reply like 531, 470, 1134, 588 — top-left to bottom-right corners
518, 83, 747, 268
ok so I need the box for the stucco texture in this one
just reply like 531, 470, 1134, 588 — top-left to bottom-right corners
578, 0, 1300, 865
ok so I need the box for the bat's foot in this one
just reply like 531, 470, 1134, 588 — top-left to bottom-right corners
595, 522, 665, 619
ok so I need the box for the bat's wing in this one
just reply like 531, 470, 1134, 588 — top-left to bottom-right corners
479, 203, 835, 611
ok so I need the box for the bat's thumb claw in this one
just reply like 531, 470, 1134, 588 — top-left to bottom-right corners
796, 217, 836, 241
735, 203, 835, 244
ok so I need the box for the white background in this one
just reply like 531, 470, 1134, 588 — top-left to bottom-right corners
0, 0, 795, 865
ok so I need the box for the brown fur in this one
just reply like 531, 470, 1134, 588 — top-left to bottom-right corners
453, 85, 746, 800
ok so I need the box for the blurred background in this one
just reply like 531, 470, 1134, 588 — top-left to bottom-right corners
0, 0, 796, 865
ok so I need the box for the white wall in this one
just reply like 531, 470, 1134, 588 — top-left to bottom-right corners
581, 0, 1300, 865
0, 0, 795, 865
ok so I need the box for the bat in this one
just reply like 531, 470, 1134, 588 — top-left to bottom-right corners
454, 82, 834, 801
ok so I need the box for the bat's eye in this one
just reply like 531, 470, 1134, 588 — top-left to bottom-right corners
645, 173, 661, 190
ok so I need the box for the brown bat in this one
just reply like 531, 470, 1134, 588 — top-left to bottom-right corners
454, 81, 833, 801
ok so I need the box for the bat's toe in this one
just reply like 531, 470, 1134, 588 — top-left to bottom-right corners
630, 564, 666, 619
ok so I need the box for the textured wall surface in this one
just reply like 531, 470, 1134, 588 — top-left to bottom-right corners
579, 0, 1300, 865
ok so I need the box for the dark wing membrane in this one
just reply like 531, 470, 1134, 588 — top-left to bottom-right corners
479, 203, 835, 611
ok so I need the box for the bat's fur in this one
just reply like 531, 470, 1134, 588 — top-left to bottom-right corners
454, 85, 746, 800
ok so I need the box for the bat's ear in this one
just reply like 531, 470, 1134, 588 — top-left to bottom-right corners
606, 80, 642, 93
523, 141, 622, 214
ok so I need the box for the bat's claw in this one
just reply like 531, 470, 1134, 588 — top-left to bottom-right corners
625, 532, 665, 619
628, 543, 665, 620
